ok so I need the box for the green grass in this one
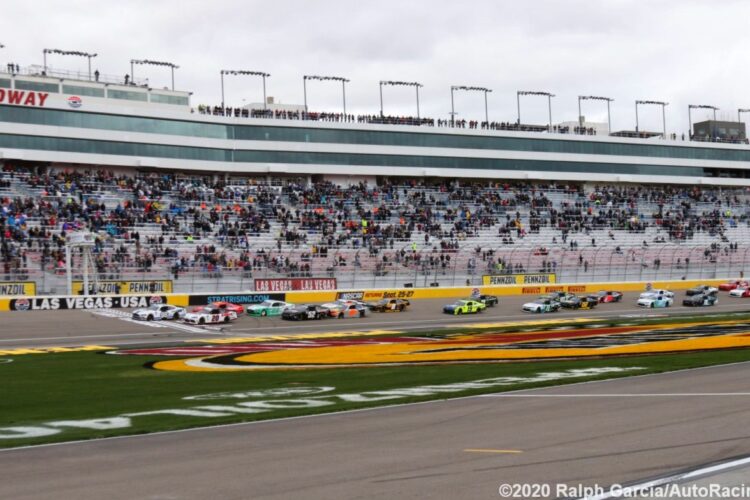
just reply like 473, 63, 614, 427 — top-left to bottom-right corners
3, 344, 750, 448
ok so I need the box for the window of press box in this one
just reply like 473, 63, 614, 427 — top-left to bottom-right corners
107, 89, 148, 102
150, 93, 189, 105
62, 85, 105, 98
14, 80, 59, 93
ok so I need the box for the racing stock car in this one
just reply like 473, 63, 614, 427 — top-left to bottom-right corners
729, 287, 750, 298
183, 307, 238, 324
443, 299, 486, 315
685, 284, 719, 296
719, 280, 750, 291
522, 298, 560, 313
131, 304, 186, 321
281, 304, 329, 320
367, 298, 410, 312
559, 294, 598, 310
637, 292, 673, 308
595, 291, 623, 303
682, 292, 718, 307
475, 294, 499, 307
321, 300, 369, 318
246, 300, 294, 317
192, 301, 245, 316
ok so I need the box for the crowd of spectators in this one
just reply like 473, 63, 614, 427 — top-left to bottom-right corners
3, 163, 750, 284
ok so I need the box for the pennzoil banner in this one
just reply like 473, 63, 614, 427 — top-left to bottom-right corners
482, 274, 557, 286
0, 282, 36, 296
72, 280, 173, 295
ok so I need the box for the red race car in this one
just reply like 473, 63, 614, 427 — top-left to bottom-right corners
718, 280, 750, 291
192, 301, 244, 315
595, 290, 623, 303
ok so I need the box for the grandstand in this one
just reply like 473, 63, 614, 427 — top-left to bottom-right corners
2, 62, 750, 294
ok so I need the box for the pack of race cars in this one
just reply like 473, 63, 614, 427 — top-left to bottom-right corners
516, 279, 746, 313
130, 297, 420, 324
128, 278, 744, 325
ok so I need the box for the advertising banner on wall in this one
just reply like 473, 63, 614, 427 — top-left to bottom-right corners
10, 295, 168, 311
481, 274, 557, 286
0, 282, 37, 296
72, 280, 173, 295
187, 293, 287, 307
254, 278, 338, 292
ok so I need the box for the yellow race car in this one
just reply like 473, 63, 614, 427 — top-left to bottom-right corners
443, 299, 486, 315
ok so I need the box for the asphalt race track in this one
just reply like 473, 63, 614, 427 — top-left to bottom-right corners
2, 362, 750, 499
2, 291, 750, 350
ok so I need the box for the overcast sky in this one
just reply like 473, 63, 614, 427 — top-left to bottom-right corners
2, 0, 748, 134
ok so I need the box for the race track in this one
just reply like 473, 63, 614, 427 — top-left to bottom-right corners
2, 361, 750, 499
2, 292, 749, 350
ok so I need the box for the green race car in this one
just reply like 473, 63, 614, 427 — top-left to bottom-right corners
246, 300, 294, 317
443, 299, 486, 315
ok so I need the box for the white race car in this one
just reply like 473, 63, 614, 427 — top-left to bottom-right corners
183, 307, 238, 325
131, 304, 186, 321
637, 295, 673, 308
639, 289, 675, 300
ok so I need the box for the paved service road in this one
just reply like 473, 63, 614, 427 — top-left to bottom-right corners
2, 292, 749, 349
2, 362, 750, 499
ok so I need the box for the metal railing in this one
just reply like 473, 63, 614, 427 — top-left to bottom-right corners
0, 64, 148, 87
8, 243, 749, 295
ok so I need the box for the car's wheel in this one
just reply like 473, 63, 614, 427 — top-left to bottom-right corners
261, 310, 267, 316
537, 308, 542, 313
456, 309, 462, 315
198, 318, 205, 325
650, 303, 655, 308
338, 313, 344, 319
224, 316, 231, 323
147, 315, 154, 321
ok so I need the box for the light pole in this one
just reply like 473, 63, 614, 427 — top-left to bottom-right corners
379, 80, 424, 119
43, 48, 98, 80
220, 70, 270, 110
635, 100, 669, 138
131, 59, 179, 90
578, 95, 614, 134
303, 75, 349, 115
688, 104, 718, 140
451, 86, 492, 126
517, 91, 555, 129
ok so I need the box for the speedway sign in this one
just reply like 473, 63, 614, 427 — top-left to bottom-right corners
9, 295, 167, 311
0, 90, 49, 107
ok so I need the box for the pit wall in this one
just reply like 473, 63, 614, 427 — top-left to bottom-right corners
0, 278, 729, 312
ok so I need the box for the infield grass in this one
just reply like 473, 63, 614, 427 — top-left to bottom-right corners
3, 314, 750, 448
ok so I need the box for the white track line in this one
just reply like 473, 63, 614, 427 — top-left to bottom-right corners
482, 393, 750, 397
582, 455, 750, 499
